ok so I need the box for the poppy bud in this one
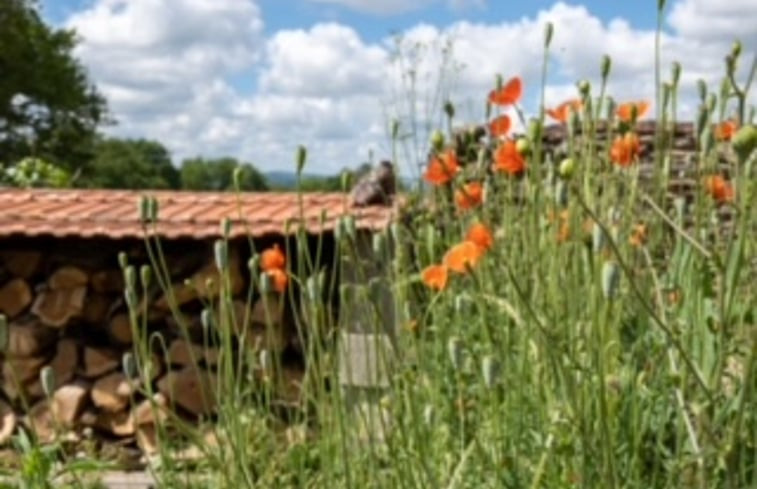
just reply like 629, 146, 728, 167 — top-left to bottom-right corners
0, 314, 7, 352
592, 222, 605, 253
554, 180, 568, 207
139, 196, 150, 223
731, 40, 742, 59
481, 355, 500, 388
448, 336, 463, 370
601, 260, 621, 299
732, 125, 757, 163
601, 55, 612, 80
232, 166, 242, 189
124, 265, 137, 292
696, 105, 710, 140
122, 352, 136, 379
558, 158, 575, 179
430, 130, 445, 152
259, 272, 272, 294
578, 79, 591, 97
248, 255, 260, 276
214, 240, 228, 271
544, 22, 554, 47
391, 119, 400, 140
259, 349, 271, 373
671, 61, 681, 86
696, 79, 707, 102
139, 265, 151, 289
118, 251, 128, 270
40, 366, 55, 398
444, 100, 455, 120
515, 137, 531, 156
661, 83, 672, 112
124, 288, 138, 310
422, 405, 434, 425
147, 196, 159, 222
221, 217, 232, 238
201, 308, 213, 332
296, 145, 307, 175
706, 93, 716, 113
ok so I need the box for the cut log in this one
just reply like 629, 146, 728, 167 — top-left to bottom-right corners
231, 299, 287, 353
133, 393, 168, 426
2, 355, 46, 383
0, 400, 16, 445
155, 249, 243, 310
91, 372, 133, 413
157, 366, 217, 416
107, 313, 133, 345
136, 423, 158, 455
0, 251, 41, 279
167, 338, 204, 367
6, 317, 56, 357
51, 383, 89, 426
91, 269, 124, 294
81, 346, 119, 379
0, 278, 33, 319
25, 339, 79, 399
48, 266, 88, 290
81, 294, 111, 325
25, 400, 56, 444
94, 411, 135, 437
31, 286, 87, 328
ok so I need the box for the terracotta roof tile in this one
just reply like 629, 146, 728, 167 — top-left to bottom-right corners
0, 189, 400, 240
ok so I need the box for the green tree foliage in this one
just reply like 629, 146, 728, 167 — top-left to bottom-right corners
0, 157, 71, 188
81, 138, 179, 189
180, 157, 268, 191
0, 0, 107, 173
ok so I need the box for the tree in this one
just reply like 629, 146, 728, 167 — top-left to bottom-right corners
0, 0, 107, 173
81, 138, 179, 189
180, 157, 268, 191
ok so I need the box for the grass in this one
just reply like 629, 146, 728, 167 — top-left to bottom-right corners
1, 5, 756, 488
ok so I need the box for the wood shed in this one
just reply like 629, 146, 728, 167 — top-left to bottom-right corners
0, 188, 400, 454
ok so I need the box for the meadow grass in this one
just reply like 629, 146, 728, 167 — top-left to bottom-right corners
4, 3, 756, 488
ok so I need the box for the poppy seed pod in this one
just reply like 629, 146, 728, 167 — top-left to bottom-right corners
601, 260, 621, 299
448, 336, 463, 371
543, 22, 553, 47
481, 355, 500, 388
139, 265, 152, 289
0, 314, 7, 352
40, 366, 55, 398
214, 240, 228, 271
122, 352, 136, 379
296, 145, 307, 175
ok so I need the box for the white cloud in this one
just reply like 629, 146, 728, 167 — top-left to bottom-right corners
306, 0, 434, 15
63, 0, 754, 177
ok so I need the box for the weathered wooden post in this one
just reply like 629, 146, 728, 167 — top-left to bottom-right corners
337, 221, 397, 444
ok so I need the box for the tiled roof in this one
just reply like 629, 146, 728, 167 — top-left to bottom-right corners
0, 189, 399, 240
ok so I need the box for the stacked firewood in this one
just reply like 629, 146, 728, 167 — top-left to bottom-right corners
0, 243, 306, 457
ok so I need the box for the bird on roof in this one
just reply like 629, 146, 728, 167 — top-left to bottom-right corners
350, 160, 396, 206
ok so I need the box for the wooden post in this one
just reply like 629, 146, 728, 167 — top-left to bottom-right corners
337, 227, 397, 443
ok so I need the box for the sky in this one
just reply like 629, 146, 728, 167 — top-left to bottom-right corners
39, 0, 757, 176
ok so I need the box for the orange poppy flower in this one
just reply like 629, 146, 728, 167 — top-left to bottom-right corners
443, 241, 484, 274
488, 114, 511, 137
454, 181, 484, 211
610, 132, 641, 167
465, 222, 493, 251
703, 175, 734, 203
492, 139, 526, 175
423, 150, 459, 185
629, 223, 647, 247
616, 100, 650, 122
488, 76, 522, 106
267, 268, 288, 293
715, 120, 738, 141
260, 244, 285, 272
546, 99, 582, 123
421, 264, 448, 291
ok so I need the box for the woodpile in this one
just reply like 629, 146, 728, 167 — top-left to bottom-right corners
0, 242, 310, 458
